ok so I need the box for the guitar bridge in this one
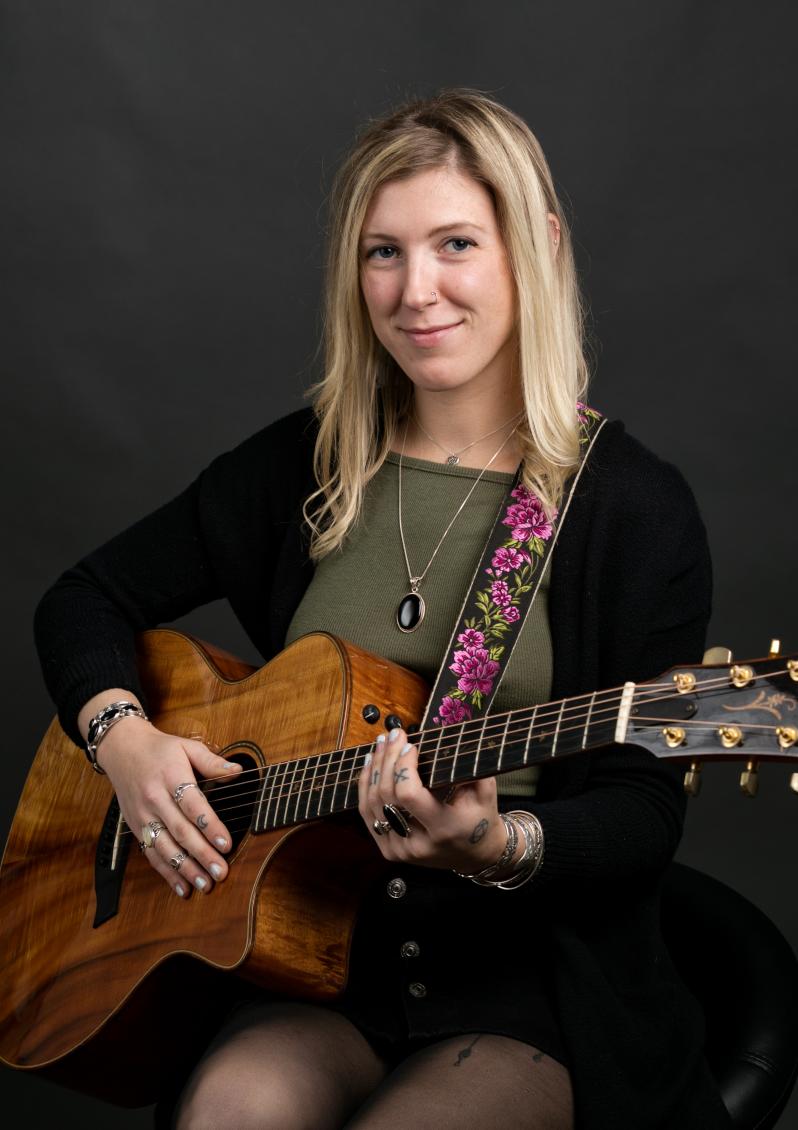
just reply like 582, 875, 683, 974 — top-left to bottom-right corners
92, 796, 131, 928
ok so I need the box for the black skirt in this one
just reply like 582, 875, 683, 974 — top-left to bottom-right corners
335, 805, 569, 1068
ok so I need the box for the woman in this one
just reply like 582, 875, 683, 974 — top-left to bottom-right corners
34, 90, 731, 1128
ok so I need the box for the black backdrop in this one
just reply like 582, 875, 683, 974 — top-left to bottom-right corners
2, 2, 797, 1126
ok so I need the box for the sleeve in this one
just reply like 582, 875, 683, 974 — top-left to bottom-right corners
530, 438, 713, 893
32, 409, 310, 748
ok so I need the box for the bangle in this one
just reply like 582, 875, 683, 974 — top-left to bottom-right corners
85, 700, 148, 774
453, 813, 518, 885
494, 810, 545, 889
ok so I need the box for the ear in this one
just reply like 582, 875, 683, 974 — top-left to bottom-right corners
547, 211, 561, 256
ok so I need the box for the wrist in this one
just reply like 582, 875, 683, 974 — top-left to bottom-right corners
85, 700, 150, 773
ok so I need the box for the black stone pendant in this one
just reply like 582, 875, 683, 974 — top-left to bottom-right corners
397, 591, 425, 633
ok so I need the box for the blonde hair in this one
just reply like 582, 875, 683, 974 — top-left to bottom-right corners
304, 88, 590, 561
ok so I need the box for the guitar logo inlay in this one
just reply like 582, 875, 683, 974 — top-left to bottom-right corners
722, 690, 795, 721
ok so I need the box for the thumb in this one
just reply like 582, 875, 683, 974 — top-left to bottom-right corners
184, 740, 243, 778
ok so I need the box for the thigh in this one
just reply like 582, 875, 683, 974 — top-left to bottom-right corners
345, 1033, 573, 1130
172, 999, 390, 1130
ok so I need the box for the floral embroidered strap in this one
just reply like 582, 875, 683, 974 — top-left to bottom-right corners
422, 404, 605, 729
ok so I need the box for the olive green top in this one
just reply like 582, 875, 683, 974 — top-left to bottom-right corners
285, 452, 553, 795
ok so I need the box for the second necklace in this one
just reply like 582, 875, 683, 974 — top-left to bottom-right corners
396, 421, 521, 633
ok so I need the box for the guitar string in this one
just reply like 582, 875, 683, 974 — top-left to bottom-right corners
114, 671, 794, 839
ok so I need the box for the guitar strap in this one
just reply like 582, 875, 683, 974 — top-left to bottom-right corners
421, 406, 606, 729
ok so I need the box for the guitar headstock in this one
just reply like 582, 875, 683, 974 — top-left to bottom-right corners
628, 640, 798, 797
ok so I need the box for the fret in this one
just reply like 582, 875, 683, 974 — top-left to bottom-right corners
313, 750, 331, 818
582, 691, 597, 750
263, 761, 288, 831
523, 705, 538, 765
429, 725, 446, 789
342, 746, 363, 810
293, 753, 312, 825
328, 746, 346, 815
473, 714, 489, 778
303, 754, 321, 820
255, 761, 277, 833
449, 720, 467, 784
279, 759, 300, 827
550, 699, 567, 756
497, 713, 512, 772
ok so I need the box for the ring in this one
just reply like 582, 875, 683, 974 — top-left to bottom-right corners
382, 804, 412, 838
174, 782, 199, 805
372, 819, 391, 836
169, 852, 187, 871
141, 820, 165, 849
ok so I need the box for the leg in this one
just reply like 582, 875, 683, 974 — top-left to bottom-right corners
345, 1033, 573, 1130
172, 1000, 390, 1130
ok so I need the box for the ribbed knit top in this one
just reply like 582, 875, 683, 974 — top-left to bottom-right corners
286, 451, 552, 795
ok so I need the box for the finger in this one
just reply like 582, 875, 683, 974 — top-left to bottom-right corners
172, 776, 236, 855
182, 739, 243, 783
157, 802, 233, 884
142, 823, 214, 895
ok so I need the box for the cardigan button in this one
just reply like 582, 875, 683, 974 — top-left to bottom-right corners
387, 878, 407, 899
400, 940, 420, 959
408, 982, 427, 998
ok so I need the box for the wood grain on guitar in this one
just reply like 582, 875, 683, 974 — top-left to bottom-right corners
0, 629, 795, 1105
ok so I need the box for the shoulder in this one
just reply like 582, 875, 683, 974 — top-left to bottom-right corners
586, 418, 702, 525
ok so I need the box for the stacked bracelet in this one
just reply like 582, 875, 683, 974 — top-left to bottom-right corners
453, 810, 544, 890
85, 700, 148, 774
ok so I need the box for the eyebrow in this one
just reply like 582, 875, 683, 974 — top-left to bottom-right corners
360, 220, 488, 243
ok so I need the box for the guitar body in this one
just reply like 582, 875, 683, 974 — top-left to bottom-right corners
0, 630, 429, 1104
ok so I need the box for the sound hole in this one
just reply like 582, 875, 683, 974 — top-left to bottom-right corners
202, 745, 262, 853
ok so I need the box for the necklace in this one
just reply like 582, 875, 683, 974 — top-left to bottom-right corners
396, 422, 520, 633
412, 410, 524, 466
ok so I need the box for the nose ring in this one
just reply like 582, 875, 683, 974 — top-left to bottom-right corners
430, 291, 437, 303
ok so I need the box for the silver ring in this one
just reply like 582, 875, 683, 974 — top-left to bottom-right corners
373, 820, 391, 837
169, 852, 187, 871
174, 782, 199, 805
141, 820, 165, 849
383, 804, 412, 838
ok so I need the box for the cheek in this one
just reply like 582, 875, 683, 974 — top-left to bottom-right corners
361, 272, 397, 321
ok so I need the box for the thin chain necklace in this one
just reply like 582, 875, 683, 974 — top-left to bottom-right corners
412, 409, 524, 466
396, 420, 521, 633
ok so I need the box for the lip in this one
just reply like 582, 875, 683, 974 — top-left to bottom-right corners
400, 321, 463, 347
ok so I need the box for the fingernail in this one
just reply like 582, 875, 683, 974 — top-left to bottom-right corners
388, 728, 400, 742
364, 752, 372, 766
376, 733, 386, 745
175, 883, 186, 898
400, 743, 412, 756
194, 876, 208, 891
215, 836, 228, 849
224, 762, 239, 772
209, 863, 223, 880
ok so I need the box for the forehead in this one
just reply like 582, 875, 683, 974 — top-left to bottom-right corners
361, 166, 497, 235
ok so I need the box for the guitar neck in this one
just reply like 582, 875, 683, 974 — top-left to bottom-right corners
253, 687, 624, 833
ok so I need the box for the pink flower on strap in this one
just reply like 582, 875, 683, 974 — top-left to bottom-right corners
450, 648, 500, 696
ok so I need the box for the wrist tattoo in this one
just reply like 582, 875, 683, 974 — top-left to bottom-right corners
468, 818, 489, 844
394, 767, 409, 784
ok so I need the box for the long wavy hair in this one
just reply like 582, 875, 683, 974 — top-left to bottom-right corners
304, 88, 591, 561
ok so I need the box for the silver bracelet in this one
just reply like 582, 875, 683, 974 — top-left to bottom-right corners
494, 810, 545, 889
454, 813, 518, 885
85, 700, 148, 774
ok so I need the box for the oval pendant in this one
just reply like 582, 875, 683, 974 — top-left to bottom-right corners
397, 591, 425, 633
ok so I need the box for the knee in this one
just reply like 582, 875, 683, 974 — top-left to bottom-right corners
174, 1068, 325, 1130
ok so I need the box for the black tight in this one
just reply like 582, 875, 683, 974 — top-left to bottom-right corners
171, 1001, 573, 1130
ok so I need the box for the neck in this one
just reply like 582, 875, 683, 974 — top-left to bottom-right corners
406, 386, 525, 470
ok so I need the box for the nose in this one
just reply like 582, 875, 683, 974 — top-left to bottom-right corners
401, 253, 439, 311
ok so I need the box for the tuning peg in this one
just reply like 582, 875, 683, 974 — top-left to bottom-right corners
739, 760, 759, 798
683, 762, 702, 797
703, 646, 732, 664
769, 639, 781, 657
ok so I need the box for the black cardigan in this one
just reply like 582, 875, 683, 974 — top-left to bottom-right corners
34, 408, 731, 1129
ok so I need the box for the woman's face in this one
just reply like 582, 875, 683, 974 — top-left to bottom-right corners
359, 165, 517, 400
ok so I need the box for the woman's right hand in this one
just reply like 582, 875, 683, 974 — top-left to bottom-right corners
95, 716, 243, 898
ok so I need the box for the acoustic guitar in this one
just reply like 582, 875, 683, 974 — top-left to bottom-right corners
1, 629, 796, 1105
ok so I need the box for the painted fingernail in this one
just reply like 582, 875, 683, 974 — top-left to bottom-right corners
388, 728, 400, 742
215, 836, 228, 849
364, 752, 372, 766
400, 743, 412, 755
209, 863, 223, 880
224, 762, 239, 772
376, 733, 386, 745
194, 876, 208, 891
175, 883, 186, 898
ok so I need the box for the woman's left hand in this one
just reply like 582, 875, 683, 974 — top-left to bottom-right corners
357, 725, 507, 872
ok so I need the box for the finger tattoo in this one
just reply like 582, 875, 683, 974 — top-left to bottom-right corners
469, 818, 489, 844
394, 767, 409, 783
197, 813, 208, 830
371, 770, 380, 786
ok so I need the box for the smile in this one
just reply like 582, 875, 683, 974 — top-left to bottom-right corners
400, 322, 463, 347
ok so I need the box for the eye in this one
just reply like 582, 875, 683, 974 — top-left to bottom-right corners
365, 245, 398, 260
443, 237, 475, 253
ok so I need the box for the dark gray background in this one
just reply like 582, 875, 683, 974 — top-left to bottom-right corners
2, 2, 796, 1125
